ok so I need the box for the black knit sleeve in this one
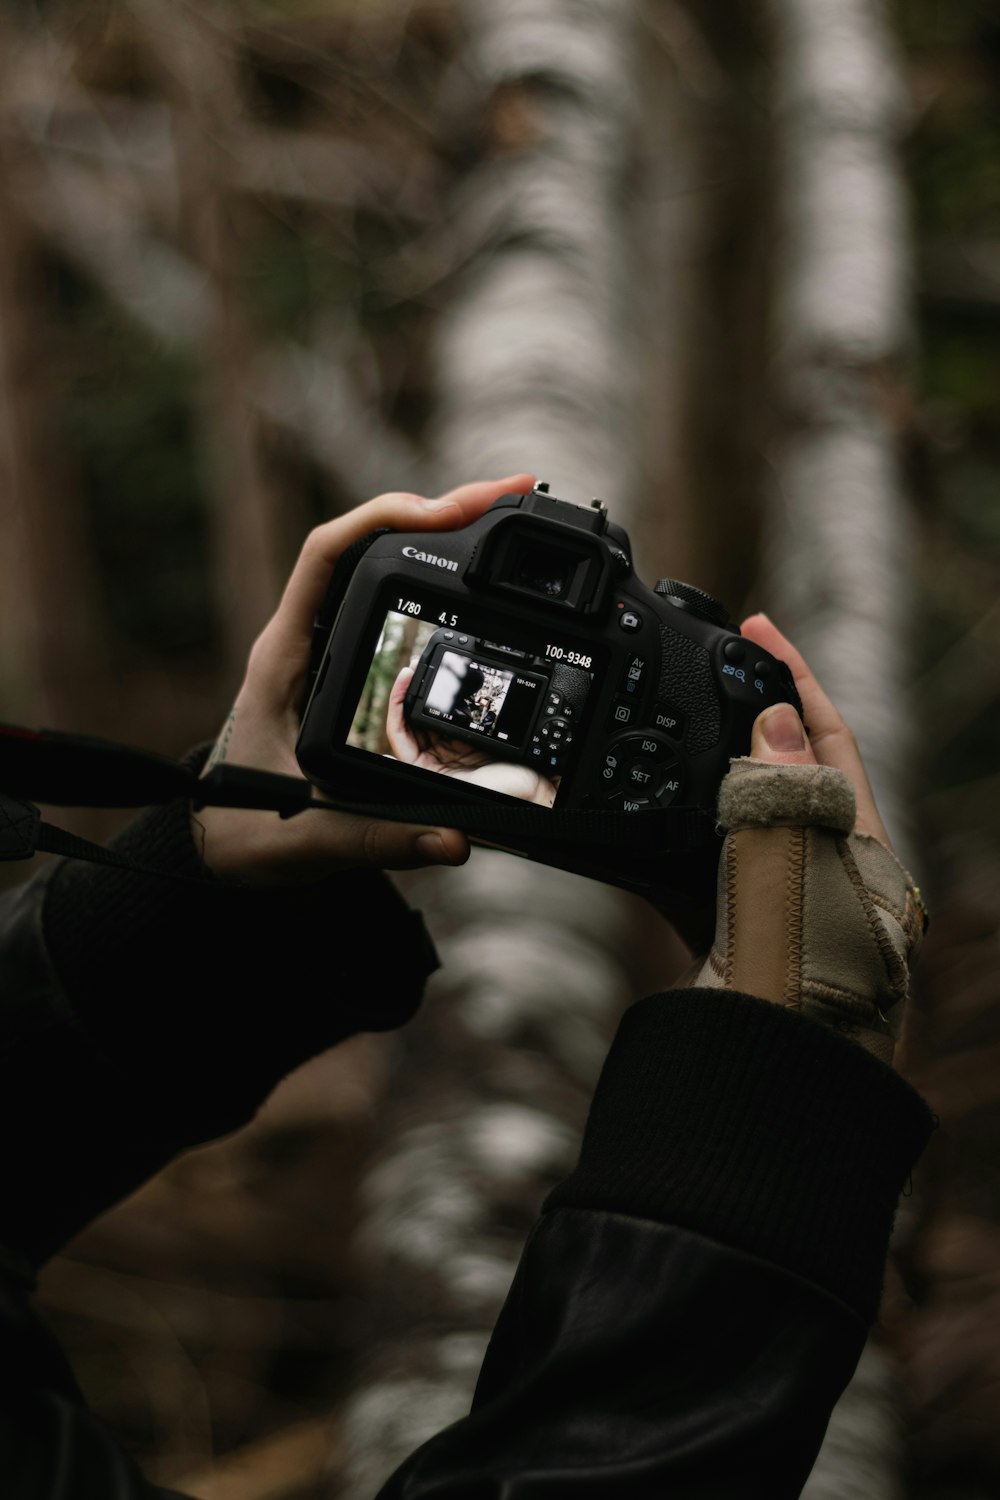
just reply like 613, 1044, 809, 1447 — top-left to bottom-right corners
545, 988, 934, 1323
0, 781, 437, 1267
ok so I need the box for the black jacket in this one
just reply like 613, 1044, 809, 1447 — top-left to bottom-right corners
0, 798, 933, 1498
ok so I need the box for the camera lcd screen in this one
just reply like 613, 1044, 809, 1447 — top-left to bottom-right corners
344, 587, 603, 809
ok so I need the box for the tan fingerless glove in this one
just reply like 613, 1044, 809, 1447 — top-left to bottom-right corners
685, 759, 927, 1065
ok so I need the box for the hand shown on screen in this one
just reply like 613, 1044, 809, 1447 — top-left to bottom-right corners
385, 667, 559, 808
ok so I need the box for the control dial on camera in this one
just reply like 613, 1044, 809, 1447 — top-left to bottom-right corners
654, 578, 731, 628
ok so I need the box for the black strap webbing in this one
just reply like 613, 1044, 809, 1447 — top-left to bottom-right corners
0, 725, 719, 882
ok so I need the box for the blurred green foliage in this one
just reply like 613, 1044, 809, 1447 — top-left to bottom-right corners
243, 216, 358, 341
47, 258, 215, 661
897, 0, 1000, 816
897, 0, 1000, 50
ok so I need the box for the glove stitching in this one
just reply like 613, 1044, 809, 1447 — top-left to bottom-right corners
724, 837, 737, 988
801, 979, 895, 1018
837, 838, 909, 1004
784, 827, 805, 1008
866, 889, 907, 925
866, 887, 921, 958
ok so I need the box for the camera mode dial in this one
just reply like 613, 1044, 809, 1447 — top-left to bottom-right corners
654, 579, 730, 628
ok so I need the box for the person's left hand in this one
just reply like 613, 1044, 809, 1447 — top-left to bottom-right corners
192, 475, 535, 883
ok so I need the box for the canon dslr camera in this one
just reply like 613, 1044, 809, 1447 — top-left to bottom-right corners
296, 483, 800, 908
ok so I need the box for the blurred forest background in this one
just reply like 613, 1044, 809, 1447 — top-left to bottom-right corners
1, 0, 1000, 1496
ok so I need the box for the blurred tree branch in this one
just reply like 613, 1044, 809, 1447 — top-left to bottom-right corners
10, 131, 424, 502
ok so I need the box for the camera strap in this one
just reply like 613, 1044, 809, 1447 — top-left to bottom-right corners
0, 725, 311, 881
1, 724, 718, 880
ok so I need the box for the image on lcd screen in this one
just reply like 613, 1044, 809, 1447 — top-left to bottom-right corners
347, 607, 592, 808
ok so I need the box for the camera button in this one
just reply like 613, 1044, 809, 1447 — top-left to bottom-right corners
651, 701, 686, 740
609, 696, 635, 728
548, 691, 562, 708
601, 749, 624, 787
443, 631, 455, 639
654, 772, 684, 806
629, 735, 673, 763
620, 654, 647, 696
619, 609, 643, 634
616, 793, 653, 812
625, 759, 657, 790
723, 639, 745, 663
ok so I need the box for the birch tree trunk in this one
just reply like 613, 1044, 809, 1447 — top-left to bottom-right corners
338, 2, 648, 1491
765, 3, 916, 1496
765, 0, 915, 868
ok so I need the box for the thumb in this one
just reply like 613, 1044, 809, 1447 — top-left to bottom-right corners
750, 703, 818, 767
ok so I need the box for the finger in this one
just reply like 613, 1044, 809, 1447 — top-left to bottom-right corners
740, 612, 890, 845
740, 613, 842, 745
385, 667, 419, 764
264, 475, 536, 668
193, 800, 469, 882
750, 704, 818, 766
434, 472, 536, 524
351, 816, 470, 871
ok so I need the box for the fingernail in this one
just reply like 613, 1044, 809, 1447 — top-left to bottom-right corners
416, 832, 448, 860
422, 497, 457, 511
761, 704, 806, 752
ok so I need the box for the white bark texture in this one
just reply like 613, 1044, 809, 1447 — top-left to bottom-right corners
766, 4, 915, 1498
338, 2, 645, 1493
765, 0, 916, 871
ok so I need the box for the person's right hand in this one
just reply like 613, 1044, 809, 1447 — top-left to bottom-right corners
739, 613, 892, 849
679, 614, 926, 1067
384, 667, 559, 807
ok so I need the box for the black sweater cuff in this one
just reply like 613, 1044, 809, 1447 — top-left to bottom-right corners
544, 989, 934, 1324
42, 780, 438, 1140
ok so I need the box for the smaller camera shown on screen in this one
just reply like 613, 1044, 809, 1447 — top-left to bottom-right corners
423, 651, 540, 749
